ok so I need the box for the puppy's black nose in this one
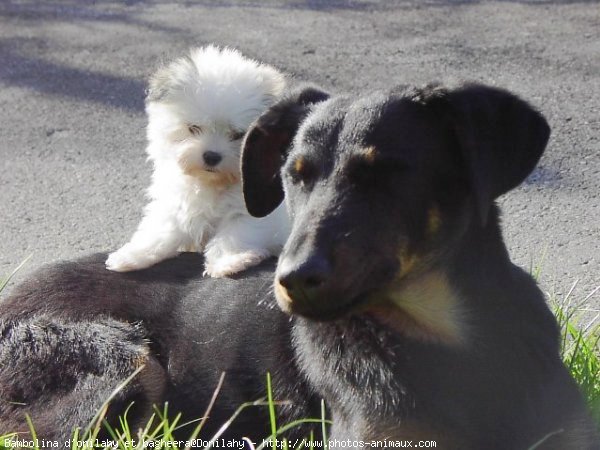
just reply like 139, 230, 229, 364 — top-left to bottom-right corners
278, 255, 332, 307
203, 151, 222, 167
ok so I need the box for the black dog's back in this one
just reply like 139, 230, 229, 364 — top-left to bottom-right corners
0, 253, 316, 440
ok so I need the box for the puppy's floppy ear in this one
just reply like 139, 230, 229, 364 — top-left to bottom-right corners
146, 66, 174, 103
256, 64, 286, 102
425, 83, 550, 225
242, 86, 330, 217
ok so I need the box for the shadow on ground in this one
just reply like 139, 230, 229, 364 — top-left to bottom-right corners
0, 38, 145, 112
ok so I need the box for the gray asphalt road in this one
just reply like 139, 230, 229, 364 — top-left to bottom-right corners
0, 1, 598, 312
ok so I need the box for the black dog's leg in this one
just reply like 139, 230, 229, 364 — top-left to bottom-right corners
0, 315, 166, 439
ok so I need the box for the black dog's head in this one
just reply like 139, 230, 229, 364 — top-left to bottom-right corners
242, 83, 550, 334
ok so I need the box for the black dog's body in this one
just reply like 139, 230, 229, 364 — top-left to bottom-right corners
0, 254, 317, 440
1, 83, 598, 449
1, 247, 595, 448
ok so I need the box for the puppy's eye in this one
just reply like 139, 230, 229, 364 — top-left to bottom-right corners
229, 130, 245, 141
188, 125, 203, 135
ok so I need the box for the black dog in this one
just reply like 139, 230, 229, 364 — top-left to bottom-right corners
1, 83, 598, 449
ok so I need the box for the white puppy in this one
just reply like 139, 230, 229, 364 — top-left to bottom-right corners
106, 46, 289, 277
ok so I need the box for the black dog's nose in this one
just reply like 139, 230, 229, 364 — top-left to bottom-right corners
203, 151, 222, 167
278, 255, 332, 306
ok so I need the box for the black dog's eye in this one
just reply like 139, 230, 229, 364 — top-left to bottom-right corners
349, 159, 409, 188
288, 156, 315, 186
188, 124, 203, 135
229, 130, 245, 141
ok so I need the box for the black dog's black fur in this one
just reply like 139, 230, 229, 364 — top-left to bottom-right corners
0, 254, 316, 440
1, 83, 598, 449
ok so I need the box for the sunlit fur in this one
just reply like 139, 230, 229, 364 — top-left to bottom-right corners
368, 270, 467, 345
106, 46, 289, 277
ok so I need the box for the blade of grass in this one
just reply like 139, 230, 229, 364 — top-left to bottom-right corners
527, 429, 564, 450
202, 399, 269, 450
84, 364, 145, 438
321, 400, 328, 450
24, 414, 40, 450
182, 372, 226, 450
254, 419, 332, 450
1, 433, 17, 449
266, 372, 277, 441
0, 255, 31, 294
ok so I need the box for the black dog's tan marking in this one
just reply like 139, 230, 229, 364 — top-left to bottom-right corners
366, 270, 466, 345
360, 145, 378, 164
1, 83, 598, 449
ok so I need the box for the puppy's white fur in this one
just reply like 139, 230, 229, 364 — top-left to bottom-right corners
106, 46, 289, 277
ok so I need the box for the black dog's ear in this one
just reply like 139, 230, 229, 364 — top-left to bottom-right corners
426, 83, 550, 225
242, 86, 330, 217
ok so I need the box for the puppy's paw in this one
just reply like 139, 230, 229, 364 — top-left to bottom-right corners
106, 246, 155, 272
204, 250, 270, 278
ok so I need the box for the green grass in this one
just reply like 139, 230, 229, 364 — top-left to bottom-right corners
1, 372, 329, 450
553, 282, 600, 424
0, 260, 598, 448
530, 254, 600, 425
